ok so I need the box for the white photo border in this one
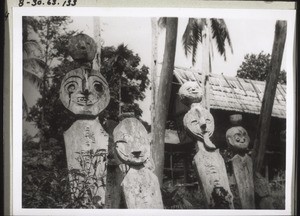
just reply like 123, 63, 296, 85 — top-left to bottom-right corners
12, 6, 296, 216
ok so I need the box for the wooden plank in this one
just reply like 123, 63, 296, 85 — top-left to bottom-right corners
63, 118, 109, 207
121, 167, 163, 209
113, 117, 163, 208
193, 141, 234, 209
59, 68, 110, 116
231, 154, 255, 209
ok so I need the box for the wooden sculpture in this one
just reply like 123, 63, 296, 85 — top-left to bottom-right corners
226, 124, 255, 209
113, 118, 163, 209
60, 34, 110, 207
179, 81, 234, 209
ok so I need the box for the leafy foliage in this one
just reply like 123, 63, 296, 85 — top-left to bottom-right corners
22, 135, 107, 208
100, 44, 150, 121
182, 18, 233, 65
23, 16, 150, 208
236, 51, 287, 84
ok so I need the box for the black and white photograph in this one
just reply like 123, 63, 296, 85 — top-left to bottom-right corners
11, 6, 296, 216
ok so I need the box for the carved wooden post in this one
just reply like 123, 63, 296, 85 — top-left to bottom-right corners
60, 34, 110, 207
179, 81, 234, 209
225, 115, 255, 209
113, 118, 163, 208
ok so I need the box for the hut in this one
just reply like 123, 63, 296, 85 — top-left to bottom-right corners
163, 66, 286, 185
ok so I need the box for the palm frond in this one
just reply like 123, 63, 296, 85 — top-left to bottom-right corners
23, 68, 43, 89
182, 18, 194, 57
191, 19, 203, 65
182, 18, 204, 65
210, 18, 233, 60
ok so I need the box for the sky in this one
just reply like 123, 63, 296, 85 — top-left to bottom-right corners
68, 16, 287, 123
23, 14, 292, 133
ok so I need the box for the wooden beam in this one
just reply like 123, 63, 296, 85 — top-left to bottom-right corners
152, 18, 178, 186
252, 21, 287, 172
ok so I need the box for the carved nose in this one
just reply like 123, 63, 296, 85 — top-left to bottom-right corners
83, 89, 89, 96
132, 151, 142, 158
79, 41, 86, 50
200, 124, 207, 131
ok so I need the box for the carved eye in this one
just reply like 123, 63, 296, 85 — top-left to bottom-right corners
94, 82, 103, 93
65, 81, 78, 93
191, 119, 198, 125
206, 118, 211, 123
236, 137, 240, 142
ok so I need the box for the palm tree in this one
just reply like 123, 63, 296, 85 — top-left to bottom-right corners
182, 18, 233, 109
23, 17, 46, 117
23, 41, 45, 116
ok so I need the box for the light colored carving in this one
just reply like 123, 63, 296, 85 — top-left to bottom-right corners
226, 124, 255, 209
183, 104, 215, 149
114, 118, 150, 165
226, 126, 250, 151
113, 118, 163, 209
59, 67, 110, 116
193, 142, 234, 209
179, 82, 234, 208
63, 118, 109, 207
178, 81, 203, 106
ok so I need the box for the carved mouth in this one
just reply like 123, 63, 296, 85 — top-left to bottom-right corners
75, 97, 98, 106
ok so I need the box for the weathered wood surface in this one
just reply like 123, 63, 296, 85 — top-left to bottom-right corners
193, 141, 234, 209
226, 126, 250, 151
59, 68, 110, 116
152, 18, 178, 185
183, 104, 215, 149
121, 167, 163, 209
254, 172, 274, 209
252, 21, 287, 172
113, 118, 150, 165
231, 154, 255, 209
63, 118, 109, 205
113, 117, 163, 208
178, 81, 203, 106
68, 33, 97, 62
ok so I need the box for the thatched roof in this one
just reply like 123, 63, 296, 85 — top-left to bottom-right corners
173, 67, 286, 119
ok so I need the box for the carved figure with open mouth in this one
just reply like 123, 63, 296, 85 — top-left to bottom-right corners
113, 118, 163, 208
60, 67, 110, 116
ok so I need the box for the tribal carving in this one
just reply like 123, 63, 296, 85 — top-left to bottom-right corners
113, 118, 163, 208
59, 67, 110, 116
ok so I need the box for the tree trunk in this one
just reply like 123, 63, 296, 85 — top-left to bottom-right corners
151, 17, 158, 133
152, 18, 178, 186
201, 24, 211, 110
93, 17, 101, 72
252, 20, 287, 172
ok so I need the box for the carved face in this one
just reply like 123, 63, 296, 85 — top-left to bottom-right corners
60, 67, 110, 116
179, 81, 203, 106
183, 105, 214, 140
68, 34, 97, 62
226, 126, 250, 150
113, 118, 150, 165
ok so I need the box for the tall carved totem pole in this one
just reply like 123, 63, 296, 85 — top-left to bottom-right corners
60, 34, 110, 207
179, 81, 234, 209
225, 114, 255, 209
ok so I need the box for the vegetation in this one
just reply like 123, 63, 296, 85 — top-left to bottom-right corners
237, 51, 286, 84
23, 16, 149, 208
